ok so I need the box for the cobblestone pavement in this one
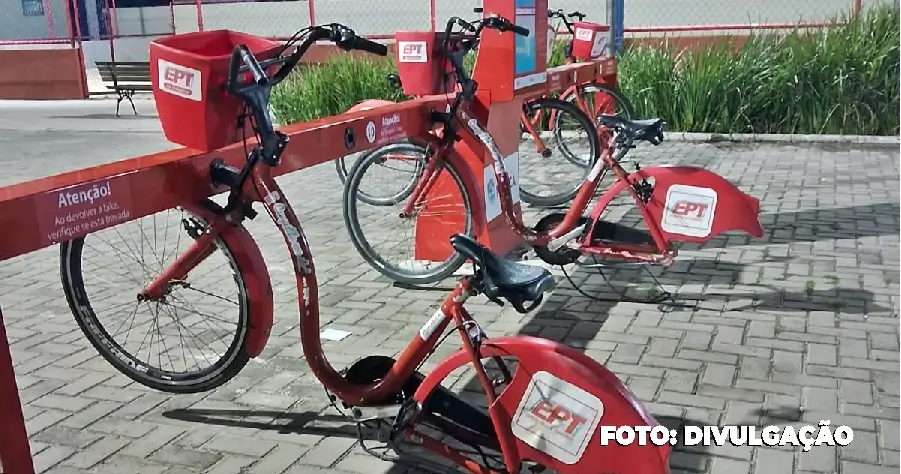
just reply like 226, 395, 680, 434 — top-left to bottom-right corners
0, 100, 899, 474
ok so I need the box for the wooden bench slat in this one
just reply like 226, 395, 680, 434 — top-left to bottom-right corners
102, 73, 152, 80
96, 61, 152, 91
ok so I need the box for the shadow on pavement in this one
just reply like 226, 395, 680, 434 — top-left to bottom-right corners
687, 202, 901, 251
168, 202, 896, 474
162, 407, 355, 437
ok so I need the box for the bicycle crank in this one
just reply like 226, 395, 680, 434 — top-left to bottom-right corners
533, 212, 586, 266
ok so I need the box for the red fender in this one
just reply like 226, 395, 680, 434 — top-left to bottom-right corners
414, 336, 670, 473
346, 99, 398, 113
184, 201, 274, 358
590, 165, 763, 244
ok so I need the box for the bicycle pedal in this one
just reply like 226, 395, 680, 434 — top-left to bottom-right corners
351, 404, 403, 422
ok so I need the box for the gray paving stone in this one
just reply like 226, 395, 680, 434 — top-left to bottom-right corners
1, 109, 899, 474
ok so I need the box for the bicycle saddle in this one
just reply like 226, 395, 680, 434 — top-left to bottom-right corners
450, 234, 555, 311
597, 115, 665, 143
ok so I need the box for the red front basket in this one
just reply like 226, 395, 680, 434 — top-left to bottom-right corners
150, 30, 282, 152
571, 22, 610, 61
394, 31, 460, 97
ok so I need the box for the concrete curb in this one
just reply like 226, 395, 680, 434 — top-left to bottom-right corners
73, 95, 901, 146
666, 131, 899, 145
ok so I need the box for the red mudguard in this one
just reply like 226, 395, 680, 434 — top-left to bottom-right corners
184, 201, 274, 357
414, 336, 671, 473
591, 165, 764, 243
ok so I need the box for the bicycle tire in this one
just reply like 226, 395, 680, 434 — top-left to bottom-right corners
60, 199, 251, 394
519, 97, 600, 208
561, 82, 636, 128
343, 144, 474, 285
336, 139, 427, 207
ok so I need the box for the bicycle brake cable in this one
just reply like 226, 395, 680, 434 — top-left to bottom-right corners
276, 26, 316, 56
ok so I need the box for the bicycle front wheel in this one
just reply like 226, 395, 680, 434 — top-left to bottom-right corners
518, 97, 600, 208
343, 143, 474, 285
60, 199, 251, 393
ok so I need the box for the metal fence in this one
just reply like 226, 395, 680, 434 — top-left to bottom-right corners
5, 0, 885, 45
0, 0, 890, 94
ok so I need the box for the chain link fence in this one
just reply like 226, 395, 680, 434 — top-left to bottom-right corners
0, 0, 82, 43
2, 0, 890, 96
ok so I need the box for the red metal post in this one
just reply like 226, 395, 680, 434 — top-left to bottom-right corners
110, 0, 120, 37
105, 0, 117, 62
429, 0, 437, 31
168, 0, 175, 33
62, 0, 76, 45
853, 0, 862, 15
43, 0, 55, 38
195, 0, 204, 32
0, 307, 35, 474
308, 0, 316, 27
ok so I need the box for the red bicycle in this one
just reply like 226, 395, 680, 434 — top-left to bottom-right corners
543, 8, 636, 165
60, 20, 670, 474
336, 72, 602, 208
343, 18, 765, 286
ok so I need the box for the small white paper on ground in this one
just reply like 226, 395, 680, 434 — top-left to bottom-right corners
320, 328, 352, 341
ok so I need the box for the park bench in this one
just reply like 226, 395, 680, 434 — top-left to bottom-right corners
95, 61, 151, 116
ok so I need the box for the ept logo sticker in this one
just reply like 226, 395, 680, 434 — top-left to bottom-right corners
661, 184, 718, 237
398, 41, 428, 63
511, 371, 603, 465
158, 59, 202, 101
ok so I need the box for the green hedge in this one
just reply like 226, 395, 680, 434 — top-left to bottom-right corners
271, 4, 899, 135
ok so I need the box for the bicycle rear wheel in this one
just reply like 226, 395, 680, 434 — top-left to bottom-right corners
343, 143, 474, 285
336, 139, 427, 206
559, 82, 635, 166
518, 97, 600, 208
60, 199, 251, 393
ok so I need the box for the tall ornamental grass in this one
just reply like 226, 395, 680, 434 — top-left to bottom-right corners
619, 4, 900, 135
270, 4, 899, 135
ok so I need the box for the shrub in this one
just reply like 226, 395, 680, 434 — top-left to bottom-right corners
619, 4, 900, 135
270, 54, 405, 125
270, 4, 899, 135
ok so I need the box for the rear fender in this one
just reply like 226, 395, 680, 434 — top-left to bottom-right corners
185, 201, 274, 358
589, 165, 763, 244
414, 336, 670, 473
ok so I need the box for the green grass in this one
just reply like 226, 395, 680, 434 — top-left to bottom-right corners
271, 4, 899, 135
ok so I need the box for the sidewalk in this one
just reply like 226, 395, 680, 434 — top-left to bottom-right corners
0, 101, 898, 473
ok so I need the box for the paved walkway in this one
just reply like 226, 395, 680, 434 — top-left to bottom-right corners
0, 100, 898, 474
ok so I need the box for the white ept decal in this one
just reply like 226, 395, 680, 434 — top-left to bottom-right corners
589, 32, 607, 58
574, 27, 593, 41
511, 371, 603, 465
419, 308, 447, 341
661, 184, 718, 238
157, 59, 202, 101
397, 41, 428, 63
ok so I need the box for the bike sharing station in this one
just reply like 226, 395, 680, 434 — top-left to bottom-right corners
0, 0, 763, 472
393, 0, 620, 263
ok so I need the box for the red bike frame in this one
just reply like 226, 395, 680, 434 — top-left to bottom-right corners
404, 100, 674, 263
140, 158, 668, 474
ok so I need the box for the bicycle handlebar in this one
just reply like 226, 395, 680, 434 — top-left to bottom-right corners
441, 15, 528, 101
225, 24, 388, 164
547, 9, 586, 35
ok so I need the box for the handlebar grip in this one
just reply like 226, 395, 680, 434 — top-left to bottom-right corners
510, 24, 530, 36
351, 37, 388, 56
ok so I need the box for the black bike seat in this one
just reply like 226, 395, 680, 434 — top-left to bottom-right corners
597, 115, 665, 142
449, 234, 554, 303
